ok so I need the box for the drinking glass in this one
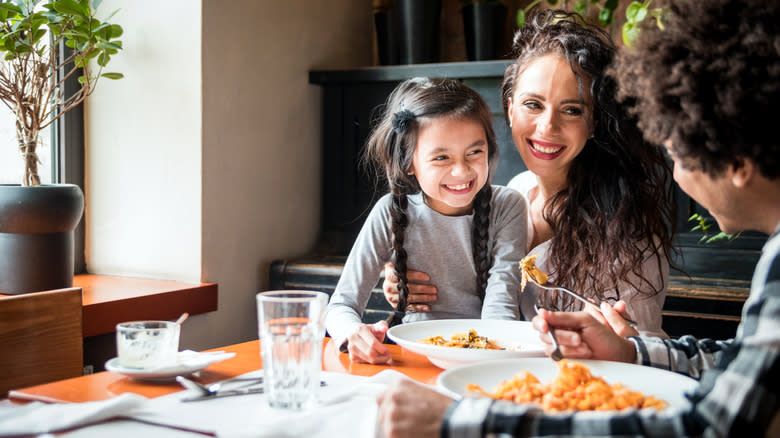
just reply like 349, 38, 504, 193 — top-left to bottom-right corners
116, 321, 180, 369
256, 290, 328, 410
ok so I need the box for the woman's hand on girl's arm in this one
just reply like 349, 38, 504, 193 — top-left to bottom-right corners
346, 321, 393, 364
382, 263, 438, 312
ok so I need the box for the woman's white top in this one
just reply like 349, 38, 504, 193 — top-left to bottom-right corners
508, 171, 669, 338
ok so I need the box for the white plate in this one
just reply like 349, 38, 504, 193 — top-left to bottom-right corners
386, 319, 545, 369
105, 351, 236, 381
437, 357, 698, 410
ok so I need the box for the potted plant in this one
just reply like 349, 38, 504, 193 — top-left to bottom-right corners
0, 0, 123, 294
460, 0, 508, 61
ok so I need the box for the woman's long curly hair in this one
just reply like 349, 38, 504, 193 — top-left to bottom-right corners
612, 0, 780, 179
363, 77, 499, 325
501, 10, 676, 310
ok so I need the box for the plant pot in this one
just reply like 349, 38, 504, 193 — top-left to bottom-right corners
462, 2, 507, 61
374, 6, 400, 65
0, 184, 84, 294
396, 0, 441, 64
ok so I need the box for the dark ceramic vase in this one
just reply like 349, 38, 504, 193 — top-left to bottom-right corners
396, 0, 442, 64
462, 2, 507, 61
0, 184, 84, 294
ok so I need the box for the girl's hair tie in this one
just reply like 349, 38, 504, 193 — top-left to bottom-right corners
392, 109, 416, 134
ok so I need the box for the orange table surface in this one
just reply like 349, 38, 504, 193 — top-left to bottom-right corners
8, 338, 443, 404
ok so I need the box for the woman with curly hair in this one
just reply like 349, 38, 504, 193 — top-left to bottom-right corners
377, 0, 780, 436
383, 9, 675, 338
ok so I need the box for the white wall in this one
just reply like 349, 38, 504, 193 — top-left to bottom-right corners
86, 0, 372, 351
198, 0, 373, 347
85, 0, 202, 281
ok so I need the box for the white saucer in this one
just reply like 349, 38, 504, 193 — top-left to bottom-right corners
105, 350, 235, 381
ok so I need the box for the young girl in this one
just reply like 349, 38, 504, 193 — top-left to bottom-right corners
325, 78, 528, 364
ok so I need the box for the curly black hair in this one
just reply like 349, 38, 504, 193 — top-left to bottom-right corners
502, 10, 676, 309
612, 0, 780, 179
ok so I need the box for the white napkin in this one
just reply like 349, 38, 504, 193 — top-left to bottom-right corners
0, 393, 148, 437
133, 350, 236, 373
131, 369, 415, 438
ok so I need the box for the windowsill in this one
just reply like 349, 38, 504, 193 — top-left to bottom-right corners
74, 274, 218, 337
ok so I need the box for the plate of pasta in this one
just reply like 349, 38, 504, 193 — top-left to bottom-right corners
437, 358, 698, 411
386, 319, 545, 369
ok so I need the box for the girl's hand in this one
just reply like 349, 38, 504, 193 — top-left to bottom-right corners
346, 321, 392, 364
582, 300, 639, 337
531, 309, 637, 363
382, 263, 438, 312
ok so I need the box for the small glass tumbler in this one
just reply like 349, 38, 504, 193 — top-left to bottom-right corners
256, 290, 328, 410
116, 321, 180, 369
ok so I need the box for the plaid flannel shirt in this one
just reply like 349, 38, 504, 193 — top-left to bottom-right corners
443, 224, 780, 438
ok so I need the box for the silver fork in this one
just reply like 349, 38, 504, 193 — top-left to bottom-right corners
528, 277, 638, 328
534, 304, 564, 361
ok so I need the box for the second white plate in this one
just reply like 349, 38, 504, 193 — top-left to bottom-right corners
437, 357, 698, 410
386, 319, 545, 369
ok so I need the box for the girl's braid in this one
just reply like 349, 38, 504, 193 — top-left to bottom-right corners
471, 184, 492, 301
387, 191, 410, 327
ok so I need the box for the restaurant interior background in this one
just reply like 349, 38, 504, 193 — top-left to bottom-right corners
69, 0, 761, 372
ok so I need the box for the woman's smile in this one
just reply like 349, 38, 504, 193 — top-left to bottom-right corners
528, 139, 566, 159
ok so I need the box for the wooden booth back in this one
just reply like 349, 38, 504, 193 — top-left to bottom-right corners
0, 287, 83, 397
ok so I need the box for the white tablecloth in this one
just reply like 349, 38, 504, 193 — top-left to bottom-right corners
130, 370, 395, 437
1, 369, 417, 438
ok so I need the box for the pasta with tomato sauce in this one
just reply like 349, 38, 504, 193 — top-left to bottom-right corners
467, 359, 668, 412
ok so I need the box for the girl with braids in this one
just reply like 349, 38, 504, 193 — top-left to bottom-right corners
383, 10, 675, 338
325, 77, 529, 364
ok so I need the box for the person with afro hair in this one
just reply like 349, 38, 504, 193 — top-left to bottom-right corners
376, 1, 780, 436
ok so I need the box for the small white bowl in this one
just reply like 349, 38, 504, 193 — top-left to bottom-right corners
116, 320, 181, 369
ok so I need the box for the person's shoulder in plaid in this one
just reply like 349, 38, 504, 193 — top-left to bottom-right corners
375, 0, 780, 436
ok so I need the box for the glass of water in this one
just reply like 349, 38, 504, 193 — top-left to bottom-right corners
256, 290, 328, 410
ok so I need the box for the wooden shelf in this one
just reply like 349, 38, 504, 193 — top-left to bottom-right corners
74, 274, 218, 337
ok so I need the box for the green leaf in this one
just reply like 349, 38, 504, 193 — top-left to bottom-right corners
598, 7, 613, 26
101, 72, 123, 79
97, 51, 107, 66
688, 213, 702, 221
690, 225, 702, 232
604, 0, 618, 10
625, 1, 647, 23
77, 74, 87, 83
516, 9, 525, 28
573, 0, 587, 16
52, 0, 89, 19
92, 0, 103, 10
96, 40, 120, 50
0, 3, 23, 16
109, 23, 122, 38
622, 21, 640, 46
